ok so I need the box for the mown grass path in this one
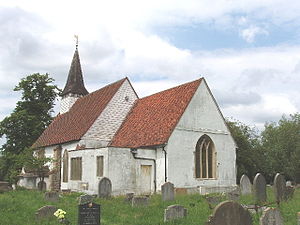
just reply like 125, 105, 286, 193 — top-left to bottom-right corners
0, 188, 299, 225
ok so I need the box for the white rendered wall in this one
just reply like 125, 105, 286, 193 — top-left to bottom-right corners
166, 81, 237, 191
82, 80, 138, 145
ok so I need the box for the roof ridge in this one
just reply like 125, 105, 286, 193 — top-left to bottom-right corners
140, 78, 203, 100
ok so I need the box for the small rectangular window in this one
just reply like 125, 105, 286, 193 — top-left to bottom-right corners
71, 157, 82, 180
96, 156, 104, 177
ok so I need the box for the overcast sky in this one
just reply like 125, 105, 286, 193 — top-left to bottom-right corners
0, 0, 299, 135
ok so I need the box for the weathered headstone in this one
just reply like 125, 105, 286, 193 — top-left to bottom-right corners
124, 193, 134, 203
164, 205, 187, 222
98, 177, 112, 198
161, 182, 175, 201
35, 205, 57, 220
78, 194, 94, 205
240, 174, 252, 195
297, 212, 300, 225
78, 202, 100, 225
206, 201, 253, 225
131, 196, 149, 207
227, 188, 240, 201
0, 181, 13, 193
37, 180, 47, 191
285, 186, 295, 200
274, 173, 286, 203
259, 208, 283, 225
253, 173, 267, 203
44, 191, 59, 202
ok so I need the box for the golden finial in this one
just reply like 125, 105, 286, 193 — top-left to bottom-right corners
74, 35, 79, 49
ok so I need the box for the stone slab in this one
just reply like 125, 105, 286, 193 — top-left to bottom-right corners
206, 201, 253, 225
240, 174, 252, 195
164, 205, 187, 222
44, 191, 59, 202
253, 173, 267, 203
35, 205, 57, 220
131, 196, 149, 207
259, 208, 283, 225
78, 194, 94, 205
274, 173, 286, 203
161, 182, 175, 201
98, 177, 112, 198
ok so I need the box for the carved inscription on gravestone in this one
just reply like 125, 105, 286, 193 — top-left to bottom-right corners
78, 203, 100, 225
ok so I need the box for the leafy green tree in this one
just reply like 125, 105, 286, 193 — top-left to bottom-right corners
261, 113, 300, 183
0, 73, 60, 183
226, 118, 264, 182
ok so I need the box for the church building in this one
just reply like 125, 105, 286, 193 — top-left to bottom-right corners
28, 47, 237, 195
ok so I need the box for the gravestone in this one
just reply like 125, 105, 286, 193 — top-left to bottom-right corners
227, 188, 240, 201
253, 173, 267, 203
98, 177, 112, 198
131, 196, 149, 207
259, 208, 283, 225
37, 180, 47, 191
240, 174, 252, 195
35, 205, 57, 220
161, 182, 175, 201
285, 186, 295, 200
78, 202, 100, 225
78, 194, 94, 205
0, 181, 13, 193
124, 193, 134, 203
298, 212, 300, 225
44, 191, 59, 202
274, 173, 286, 203
164, 205, 187, 222
206, 201, 253, 225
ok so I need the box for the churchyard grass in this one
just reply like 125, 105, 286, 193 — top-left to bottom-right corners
0, 188, 299, 225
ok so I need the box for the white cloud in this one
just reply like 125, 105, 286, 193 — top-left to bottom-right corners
240, 25, 269, 43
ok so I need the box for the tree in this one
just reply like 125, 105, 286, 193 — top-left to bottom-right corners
261, 113, 300, 183
226, 118, 264, 182
0, 73, 60, 183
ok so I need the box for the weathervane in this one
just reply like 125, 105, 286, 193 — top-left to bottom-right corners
74, 35, 79, 49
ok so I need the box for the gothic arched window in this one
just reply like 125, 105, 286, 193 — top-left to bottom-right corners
195, 135, 216, 179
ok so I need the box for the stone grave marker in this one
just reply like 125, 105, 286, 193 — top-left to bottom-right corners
161, 182, 175, 201
35, 205, 57, 220
164, 205, 187, 222
98, 177, 112, 198
78, 194, 94, 205
206, 201, 253, 225
274, 173, 286, 203
37, 180, 47, 191
227, 188, 240, 201
240, 174, 252, 195
78, 202, 100, 225
297, 212, 300, 225
253, 173, 267, 203
44, 191, 59, 202
259, 208, 283, 225
0, 181, 13, 193
131, 196, 149, 207
285, 186, 295, 200
124, 193, 134, 203
205, 196, 223, 209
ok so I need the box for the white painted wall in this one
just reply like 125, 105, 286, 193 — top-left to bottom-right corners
82, 79, 138, 145
166, 81, 237, 192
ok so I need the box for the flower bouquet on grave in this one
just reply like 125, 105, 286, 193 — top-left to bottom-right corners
54, 209, 71, 224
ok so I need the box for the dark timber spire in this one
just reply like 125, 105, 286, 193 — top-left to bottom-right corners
61, 48, 89, 96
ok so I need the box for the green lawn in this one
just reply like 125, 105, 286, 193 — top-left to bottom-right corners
0, 188, 299, 225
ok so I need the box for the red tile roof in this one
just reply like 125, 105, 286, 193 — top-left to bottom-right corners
33, 78, 127, 148
110, 78, 202, 148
